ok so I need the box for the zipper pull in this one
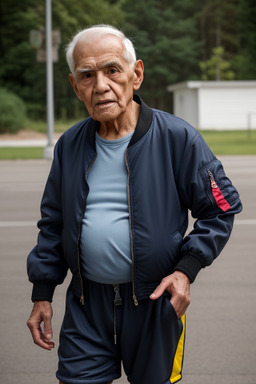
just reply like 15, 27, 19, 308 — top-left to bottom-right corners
208, 170, 217, 188
80, 295, 84, 305
207, 169, 231, 212
133, 293, 138, 306
113, 285, 122, 306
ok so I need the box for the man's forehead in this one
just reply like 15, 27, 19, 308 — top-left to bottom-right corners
73, 36, 127, 70
74, 35, 123, 59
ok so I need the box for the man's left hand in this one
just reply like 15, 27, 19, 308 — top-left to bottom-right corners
150, 271, 191, 318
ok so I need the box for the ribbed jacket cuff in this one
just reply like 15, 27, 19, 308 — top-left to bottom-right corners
31, 282, 56, 303
174, 254, 204, 283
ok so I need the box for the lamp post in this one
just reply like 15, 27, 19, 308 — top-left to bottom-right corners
44, 0, 54, 159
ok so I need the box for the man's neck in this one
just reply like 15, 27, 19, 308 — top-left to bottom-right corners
98, 101, 140, 140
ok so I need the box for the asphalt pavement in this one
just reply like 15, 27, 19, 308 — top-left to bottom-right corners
0, 156, 256, 384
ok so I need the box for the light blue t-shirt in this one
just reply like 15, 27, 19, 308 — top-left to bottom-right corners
80, 131, 133, 284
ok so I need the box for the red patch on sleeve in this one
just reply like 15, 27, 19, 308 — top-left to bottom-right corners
208, 171, 231, 212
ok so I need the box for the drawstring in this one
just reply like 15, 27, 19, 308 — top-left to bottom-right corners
113, 284, 122, 344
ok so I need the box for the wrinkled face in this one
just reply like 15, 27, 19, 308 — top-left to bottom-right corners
69, 35, 143, 124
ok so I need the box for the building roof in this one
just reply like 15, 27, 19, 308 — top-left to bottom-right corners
167, 80, 256, 92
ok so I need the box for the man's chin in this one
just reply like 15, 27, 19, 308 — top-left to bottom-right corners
92, 108, 122, 123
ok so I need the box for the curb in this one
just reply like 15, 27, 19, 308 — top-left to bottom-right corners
0, 140, 55, 148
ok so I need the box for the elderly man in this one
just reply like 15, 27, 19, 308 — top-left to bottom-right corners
27, 25, 242, 384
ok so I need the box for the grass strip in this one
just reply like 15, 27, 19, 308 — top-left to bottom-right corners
0, 147, 44, 160
199, 130, 256, 155
0, 130, 255, 159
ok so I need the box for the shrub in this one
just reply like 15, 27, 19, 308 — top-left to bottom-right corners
0, 88, 27, 133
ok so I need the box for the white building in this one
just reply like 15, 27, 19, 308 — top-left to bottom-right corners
167, 81, 256, 130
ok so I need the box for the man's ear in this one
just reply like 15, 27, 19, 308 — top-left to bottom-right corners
133, 60, 144, 91
69, 74, 83, 100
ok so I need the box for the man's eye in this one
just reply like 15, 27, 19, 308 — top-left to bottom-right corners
109, 68, 118, 74
79, 72, 92, 80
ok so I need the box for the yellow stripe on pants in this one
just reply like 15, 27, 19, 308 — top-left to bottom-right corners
170, 314, 186, 383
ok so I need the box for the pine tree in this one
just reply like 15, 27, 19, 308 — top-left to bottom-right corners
198, 0, 240, 79
234, 0, 256, 79
122, 0, 201, 111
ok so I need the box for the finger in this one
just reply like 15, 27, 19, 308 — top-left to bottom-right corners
38, 330, 55, 350
170, 297, 182, 318
27, 319, 54, 350
40, 336, 55, 350
170, 294, 190, 319
150, 281, 167, 300
41, 316, 53, 341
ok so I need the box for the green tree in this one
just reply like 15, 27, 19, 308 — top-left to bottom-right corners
122, 0, 201, 111
234, 0, 256, 79
200, 46, 235, 80
1, 0, 254, 123
199, 0, 240, 62
0, 88, 27, 133
0, 1, 46, 117
0, 0, 124, 120
52, 0, 125, 120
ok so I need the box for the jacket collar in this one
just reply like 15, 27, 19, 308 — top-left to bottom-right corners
128, 94, 153, 147
86, 94, 153, 149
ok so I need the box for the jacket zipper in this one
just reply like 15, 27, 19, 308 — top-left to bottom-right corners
125, 150, 138, 306
78, 154, 98, 305
77, 224, 84, 305
207, 169, 217, 206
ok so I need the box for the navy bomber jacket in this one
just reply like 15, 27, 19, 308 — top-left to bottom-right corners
27, 95, 242, 304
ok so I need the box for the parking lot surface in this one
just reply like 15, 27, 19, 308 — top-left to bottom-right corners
0, 156, 255, 384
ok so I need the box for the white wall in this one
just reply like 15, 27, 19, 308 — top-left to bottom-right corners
174, 88, 198, 127
168, 81, 256, 130
198, 87, 256, 130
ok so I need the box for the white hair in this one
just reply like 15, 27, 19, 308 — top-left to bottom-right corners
65, 24, 137, 75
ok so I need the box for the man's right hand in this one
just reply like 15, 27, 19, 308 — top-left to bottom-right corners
27, 301, 55, 350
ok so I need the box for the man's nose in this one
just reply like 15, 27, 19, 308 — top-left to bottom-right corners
94, 72, 110, 93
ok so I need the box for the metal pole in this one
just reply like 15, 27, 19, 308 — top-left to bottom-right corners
44, 0, 54, 159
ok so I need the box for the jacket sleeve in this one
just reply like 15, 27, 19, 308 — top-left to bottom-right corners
174, 133, 242, 283
27, 139, 68, 302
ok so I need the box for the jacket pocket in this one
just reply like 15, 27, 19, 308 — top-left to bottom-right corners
200, 159, 239, 210
164, 295, 179, 320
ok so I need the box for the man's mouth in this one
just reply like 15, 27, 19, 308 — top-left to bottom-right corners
96, 100, 115, 106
